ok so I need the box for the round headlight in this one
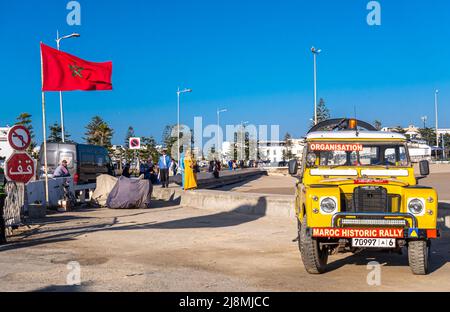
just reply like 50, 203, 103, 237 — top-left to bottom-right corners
408, 199, 424, 215
307, 152, 317, 165
320, 197, 337, 213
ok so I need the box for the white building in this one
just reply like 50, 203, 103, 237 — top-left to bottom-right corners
0, 127, 13, 163
258, 140, 286, 163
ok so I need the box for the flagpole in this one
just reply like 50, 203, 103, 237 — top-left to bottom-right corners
40, 42, 49, 206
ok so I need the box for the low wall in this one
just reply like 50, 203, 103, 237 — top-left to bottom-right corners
153, 187, 295, 218
181, 190, 295, 218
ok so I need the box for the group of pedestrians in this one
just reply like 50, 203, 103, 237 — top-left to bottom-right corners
120, 148, 197, 191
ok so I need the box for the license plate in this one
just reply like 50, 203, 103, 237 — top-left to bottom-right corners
352, 238, 396, 248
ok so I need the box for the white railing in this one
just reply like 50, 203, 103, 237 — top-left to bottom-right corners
26, 178, 97, 208
71, 183, 96, 203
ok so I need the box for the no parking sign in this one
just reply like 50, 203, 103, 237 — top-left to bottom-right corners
129, 137, 141, 150
8, 125, 31, 151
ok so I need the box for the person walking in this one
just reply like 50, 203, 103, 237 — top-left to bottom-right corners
170, 158, 178, 176
184, 150, 197, 190
122, 163, 131, 178
158, 149, 171, 188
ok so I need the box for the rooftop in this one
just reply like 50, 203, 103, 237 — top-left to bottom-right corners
306, 130, 407, 140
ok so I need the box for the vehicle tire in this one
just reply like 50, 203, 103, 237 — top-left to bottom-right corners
298, 216, 328, 274
408, 240, 430, 275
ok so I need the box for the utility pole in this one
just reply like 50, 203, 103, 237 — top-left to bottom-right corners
435, 90, 439, 148
311, 47, 321, 125
56, 31, 80, 142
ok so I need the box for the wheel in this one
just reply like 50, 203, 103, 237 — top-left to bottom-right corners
298, 216, 328, 274
408, 240, 430, 275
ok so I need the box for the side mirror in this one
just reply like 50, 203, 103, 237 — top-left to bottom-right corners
419, 160, 430, 176
288, 159, 298, 175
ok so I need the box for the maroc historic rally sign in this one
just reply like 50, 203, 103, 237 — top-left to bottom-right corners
312, 228, 404, 238
310, 143, 364, 152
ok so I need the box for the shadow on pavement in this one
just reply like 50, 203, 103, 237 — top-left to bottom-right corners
146, 197, 267, 229
0, 198, 267, 252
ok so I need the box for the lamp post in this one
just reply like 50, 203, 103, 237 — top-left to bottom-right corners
435, 90, 439, 148
311, 47, 321, 125
56, 31, 80, 143
217, 108, 227, 160
239, 121, 249, 161
176, 87, 192, 162
421, 116, 427, 129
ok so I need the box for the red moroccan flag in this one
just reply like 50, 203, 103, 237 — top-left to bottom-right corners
41, 43, 113, 91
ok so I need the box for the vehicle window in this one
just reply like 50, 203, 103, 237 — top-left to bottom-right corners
384, 146, 408, 166
41, 150, 57, 166
96, 155, 105, 166
311, 143, 408, 167
81, 153, 95, 164
59, 152, 74, 169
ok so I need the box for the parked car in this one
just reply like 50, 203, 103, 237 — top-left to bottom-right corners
38, 142, 114, 184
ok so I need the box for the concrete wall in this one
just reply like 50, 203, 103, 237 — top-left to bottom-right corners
181, 190, 295, 218
153, 187, 296, 218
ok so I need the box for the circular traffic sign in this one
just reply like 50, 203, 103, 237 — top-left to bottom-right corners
129, 137, 141, 150
8, 125, 31, 151
5, 152, 36, 184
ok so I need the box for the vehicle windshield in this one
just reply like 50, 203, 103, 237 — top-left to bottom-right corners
307, 142, 409, 167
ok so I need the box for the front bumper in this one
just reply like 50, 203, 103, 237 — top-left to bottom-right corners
332, 212, 417, 228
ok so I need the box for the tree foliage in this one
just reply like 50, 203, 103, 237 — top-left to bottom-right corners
282, 132, 294, 160
316, 98, 330, 123
48, 122, 72, 142
419, 127, 437, 146
84, 116, 114, 147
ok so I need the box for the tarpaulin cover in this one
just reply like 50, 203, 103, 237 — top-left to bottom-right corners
106, 176, 152, 209
91, 174, 118, 207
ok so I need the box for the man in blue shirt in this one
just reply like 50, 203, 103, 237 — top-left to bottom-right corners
158, 149, 171, 188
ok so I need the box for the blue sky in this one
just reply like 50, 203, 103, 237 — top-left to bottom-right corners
1, 0, 450, 144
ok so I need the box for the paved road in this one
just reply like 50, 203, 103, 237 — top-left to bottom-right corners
0, 200, 449, 291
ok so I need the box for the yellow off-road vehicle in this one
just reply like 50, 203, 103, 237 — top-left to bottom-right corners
288, 118, 439, 275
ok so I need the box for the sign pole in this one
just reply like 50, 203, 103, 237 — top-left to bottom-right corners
40, 42, 49, 206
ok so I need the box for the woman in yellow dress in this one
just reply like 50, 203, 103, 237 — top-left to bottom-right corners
183, 151, 197, 190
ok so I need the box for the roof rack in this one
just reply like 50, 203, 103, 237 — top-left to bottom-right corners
307, 118, 377, 134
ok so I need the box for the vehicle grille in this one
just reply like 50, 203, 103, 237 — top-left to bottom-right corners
341, 186, 401, 213
340, 219, 407, 227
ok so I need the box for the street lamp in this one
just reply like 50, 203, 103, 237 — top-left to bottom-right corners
435, 90, 439, 149
421, 116, 427, 129
56, 31, 80, 143
176, 87, 192, 162
311, 47, 321, 125
238, 121, 249, 161
217, 108, 227, 160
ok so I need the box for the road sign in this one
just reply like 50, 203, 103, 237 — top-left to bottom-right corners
8, 125, 31, 151
5, 152, 36, 184
129, 137, 141, 150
